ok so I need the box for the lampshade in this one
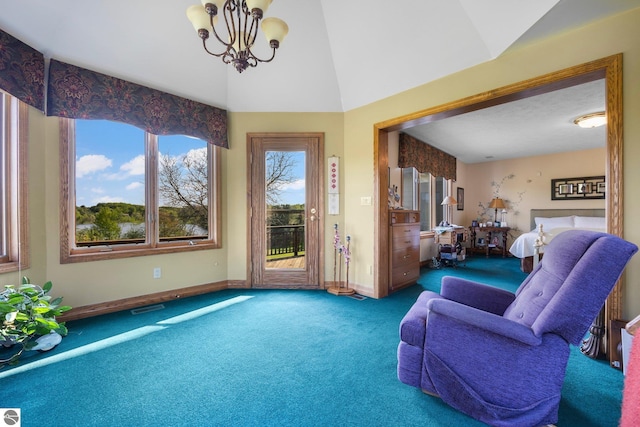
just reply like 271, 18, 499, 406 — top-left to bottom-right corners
488, 198, 506, 209
187, 5, 214, 31
262, 17, 289, 44
246, 0, 272, 13
441, 196, 457, 206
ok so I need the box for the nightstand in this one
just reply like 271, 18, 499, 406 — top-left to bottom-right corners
469, 226, 510, 257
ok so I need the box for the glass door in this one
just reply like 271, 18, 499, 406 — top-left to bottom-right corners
248, 133, 323, 288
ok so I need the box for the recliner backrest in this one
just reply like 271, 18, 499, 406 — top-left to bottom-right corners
503, 230, 637, 345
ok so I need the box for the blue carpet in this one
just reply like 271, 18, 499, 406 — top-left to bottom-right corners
0, 257, 624, 426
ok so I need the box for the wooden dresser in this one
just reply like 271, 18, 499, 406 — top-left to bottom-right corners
389, 209, 420, 293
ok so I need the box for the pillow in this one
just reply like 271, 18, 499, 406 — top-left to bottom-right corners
534, 216, 575, 230
574, 216, 606, 229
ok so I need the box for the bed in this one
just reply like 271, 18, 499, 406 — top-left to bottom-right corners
509, 208, 606, 272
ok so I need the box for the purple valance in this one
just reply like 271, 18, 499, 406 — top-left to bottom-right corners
0, 29, 45, 111
47, 59, 228, 148
398, 133, 456, 181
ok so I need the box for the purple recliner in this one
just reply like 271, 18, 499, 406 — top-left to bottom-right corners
397, 230, 638, 427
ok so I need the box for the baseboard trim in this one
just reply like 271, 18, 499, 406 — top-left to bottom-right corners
58, 281, 229, 322
227, 280, 249, 289
58, 279, 378, 322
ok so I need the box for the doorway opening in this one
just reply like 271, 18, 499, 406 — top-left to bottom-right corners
373, 55, 623, 331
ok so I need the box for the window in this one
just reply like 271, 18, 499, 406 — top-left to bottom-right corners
402, 168, 449, 232
0, 91, 29, 273
60, 118, 220, 262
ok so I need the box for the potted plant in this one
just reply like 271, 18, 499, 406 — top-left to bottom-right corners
0, 277, 71, 368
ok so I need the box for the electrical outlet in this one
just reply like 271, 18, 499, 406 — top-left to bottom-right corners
153, 267, 161, 279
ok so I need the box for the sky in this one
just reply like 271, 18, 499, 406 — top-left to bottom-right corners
75, 120, 306, 207
273, 150, 306, 206
75, 120, 206, 207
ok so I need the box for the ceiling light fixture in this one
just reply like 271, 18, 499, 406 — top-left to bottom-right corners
186, 0, 288, 73
573, 111, 606, 128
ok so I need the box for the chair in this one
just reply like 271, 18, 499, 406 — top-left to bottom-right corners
397, 230, 638, 427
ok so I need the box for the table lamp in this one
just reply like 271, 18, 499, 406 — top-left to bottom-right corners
441, 196, 458, 226
488, 198, 506, 223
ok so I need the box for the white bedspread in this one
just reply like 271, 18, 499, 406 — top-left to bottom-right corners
508, 226, 604, 258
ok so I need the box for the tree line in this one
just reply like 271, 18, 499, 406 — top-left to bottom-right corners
75, 202, 207, 242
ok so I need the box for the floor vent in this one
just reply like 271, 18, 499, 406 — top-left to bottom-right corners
347, 294, 367, 301
130, 304, 165, 315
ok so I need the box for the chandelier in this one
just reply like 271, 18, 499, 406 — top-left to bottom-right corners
186, 0, 289, 73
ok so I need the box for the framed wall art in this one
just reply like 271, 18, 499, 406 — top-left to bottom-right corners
551, 176, 605, 200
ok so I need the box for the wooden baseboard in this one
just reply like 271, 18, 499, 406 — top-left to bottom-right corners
227, 280, 249, 289
58, 278, 377, 322
58, 281, 229, 322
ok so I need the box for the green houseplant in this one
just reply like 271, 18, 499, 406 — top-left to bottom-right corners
0, 277, 71, 368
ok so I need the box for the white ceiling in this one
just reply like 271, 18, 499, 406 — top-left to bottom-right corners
1, 0, 638, 161
403, 79, 606, 164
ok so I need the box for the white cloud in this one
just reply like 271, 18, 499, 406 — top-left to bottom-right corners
126, 182, 143, 191
121, 155, 145, 176
280, 179, 306, 191
76, 154, 112, 178
185, 147, 207, 162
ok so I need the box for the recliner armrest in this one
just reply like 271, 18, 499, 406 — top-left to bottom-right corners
427, 298, 541, 346
441, 276, 516, 315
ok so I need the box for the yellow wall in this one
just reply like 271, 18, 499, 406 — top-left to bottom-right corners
225, 112, 345, 281
3, 7, 640, 320
41, 118, 230, 308
9, 112, 344, 309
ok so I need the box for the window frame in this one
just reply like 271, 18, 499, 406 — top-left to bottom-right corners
414, 170, 451, 233
0, 92, 29, 273
59, 118, 221, 263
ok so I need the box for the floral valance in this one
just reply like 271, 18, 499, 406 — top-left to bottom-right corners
0, 29, 45, 111
47, 59, 228, 148
398, 133, 456, 181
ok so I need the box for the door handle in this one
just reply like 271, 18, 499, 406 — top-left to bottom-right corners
310, 207, 317, 222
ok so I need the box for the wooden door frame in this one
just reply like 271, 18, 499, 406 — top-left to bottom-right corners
373, 55, 624, 324
246, 132, 325, 288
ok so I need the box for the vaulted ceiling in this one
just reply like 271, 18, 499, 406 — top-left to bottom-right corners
2, 0, 639, 112
1, 0, 639, 161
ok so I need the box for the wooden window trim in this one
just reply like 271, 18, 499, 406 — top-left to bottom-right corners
59, 118, 221, 264
0, 94, 29, 273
